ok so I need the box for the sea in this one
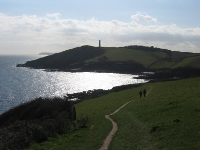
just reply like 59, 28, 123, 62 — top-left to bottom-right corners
0, 55, 147, 115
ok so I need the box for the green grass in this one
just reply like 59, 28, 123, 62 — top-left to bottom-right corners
149, 61, 176, 69
149, 54, 200, 69
111, 78, 200, 149
26, 78, 200, 150
171, 51, 199, 62
86, 47, 168, 67
85, 47, 200, 69
26, 87, 141, 150
172, 55, 200, 68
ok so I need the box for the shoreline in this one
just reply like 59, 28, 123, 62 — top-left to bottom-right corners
18, 66, 149, 75
67, 83, 145, 104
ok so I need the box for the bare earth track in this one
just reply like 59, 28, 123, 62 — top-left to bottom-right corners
99, 101, 133, 150
99, 86, 152, 150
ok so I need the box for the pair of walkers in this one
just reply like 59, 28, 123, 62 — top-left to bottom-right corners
139, 89, 146, 98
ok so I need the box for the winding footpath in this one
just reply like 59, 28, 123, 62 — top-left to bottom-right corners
99, 86, 152, 150
99, 101, 133, 150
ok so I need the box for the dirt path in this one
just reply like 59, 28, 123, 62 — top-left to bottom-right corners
99, 101, 133, 150
146, 86, 152, 96
99, 86, 153, 150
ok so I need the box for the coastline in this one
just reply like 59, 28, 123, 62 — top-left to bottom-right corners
67, 83, 144, 104
16, 59, 150, 75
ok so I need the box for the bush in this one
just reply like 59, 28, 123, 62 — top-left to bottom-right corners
77, 116, 89, 128
0, 97, 82, 150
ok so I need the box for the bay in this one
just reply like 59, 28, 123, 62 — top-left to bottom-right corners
0, 55, 146, 114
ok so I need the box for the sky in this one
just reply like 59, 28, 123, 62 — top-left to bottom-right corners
0, 0, 200, 55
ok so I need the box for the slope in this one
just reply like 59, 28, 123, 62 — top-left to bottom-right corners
86, 47, 168, 67
17, 45, 104, 69
17, 45, 200, 73
25, 77, 200, 150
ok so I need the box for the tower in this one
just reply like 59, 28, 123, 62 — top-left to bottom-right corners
99, 40, 101, 47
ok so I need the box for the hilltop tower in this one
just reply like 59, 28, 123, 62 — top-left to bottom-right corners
99, 40, 101, 47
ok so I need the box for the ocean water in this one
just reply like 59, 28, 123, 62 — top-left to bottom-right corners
0, 55, 146, 114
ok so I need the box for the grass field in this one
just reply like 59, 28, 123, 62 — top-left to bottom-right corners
172, 55, 200, 68
171, 51, 199, 62
149, 55, 200, 70
149, 61, 176, 69
26, 77, 200, 150
85, 47, 200, 69
110, 78, 200, 149
86, 47, 168, 67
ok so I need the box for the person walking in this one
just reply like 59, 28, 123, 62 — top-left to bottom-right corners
139, 90, 142, 98
143, 89, 147, 97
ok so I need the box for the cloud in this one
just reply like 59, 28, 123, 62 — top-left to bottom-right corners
0, 13, 200, 54
131, 13, 157, 23
46, 13, 61, 19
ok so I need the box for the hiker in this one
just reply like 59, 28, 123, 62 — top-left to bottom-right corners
143, 89, 147, 97
139, 91, 142, 98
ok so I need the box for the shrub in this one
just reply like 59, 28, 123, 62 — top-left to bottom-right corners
0, 97, 83, 150
77, 116, 89, 128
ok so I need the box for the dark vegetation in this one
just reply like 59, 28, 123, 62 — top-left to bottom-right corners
0, 97, 88, 150
17, 45, 104, 70
79, 60, 147, 74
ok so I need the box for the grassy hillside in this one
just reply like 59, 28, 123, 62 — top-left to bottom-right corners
148, 51, 200, 69
111, 78, 200, 149
171, 51, 199, 62
17, 45, 104, 69
26, 77, 200, 150
17, 45, 200, 72
172, 55, 200, 68
148, 61, 176, 69
86, 47, 168, 67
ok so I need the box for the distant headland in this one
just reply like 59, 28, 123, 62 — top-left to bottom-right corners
17, 45, 200, 79
38, 52, 54, 55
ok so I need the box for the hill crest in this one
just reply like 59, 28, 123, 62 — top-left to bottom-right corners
17, 45, 200, 74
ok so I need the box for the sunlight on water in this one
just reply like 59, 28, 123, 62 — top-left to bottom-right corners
0, 55, 147, 114
26, 71, 146, 97
48, 72, 146, 95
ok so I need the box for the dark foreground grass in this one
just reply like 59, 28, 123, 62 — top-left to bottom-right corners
111, 78, 200, 149
26, 77, 200, 150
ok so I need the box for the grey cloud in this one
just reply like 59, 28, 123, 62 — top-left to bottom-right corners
61, 28, 88, 36
111, 31, 200, 43
0, 12, 200, 54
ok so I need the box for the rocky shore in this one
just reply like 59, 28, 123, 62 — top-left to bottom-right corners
66, 83, 143, 103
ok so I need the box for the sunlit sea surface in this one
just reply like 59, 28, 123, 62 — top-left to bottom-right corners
0, 55, 147, 114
